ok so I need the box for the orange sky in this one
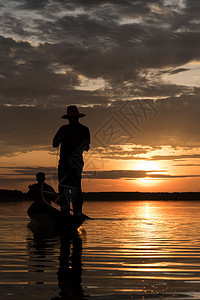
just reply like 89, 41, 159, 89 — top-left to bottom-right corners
0, 146, 199, 192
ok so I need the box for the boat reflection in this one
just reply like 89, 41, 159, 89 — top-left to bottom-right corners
27, 222, 86, 299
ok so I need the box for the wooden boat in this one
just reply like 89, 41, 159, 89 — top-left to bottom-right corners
27, 203, 88, 233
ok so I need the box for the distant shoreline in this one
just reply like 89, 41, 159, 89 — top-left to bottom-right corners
0, 189, 200, 201
83, 192, 200, 201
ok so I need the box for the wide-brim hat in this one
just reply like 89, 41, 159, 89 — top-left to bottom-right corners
61, 105, 85, 119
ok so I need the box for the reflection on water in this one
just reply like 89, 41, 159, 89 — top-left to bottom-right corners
56, 232, 84, 299
26, 226, 60, 286
0, 200, 200, 299
27, 223, 85, 299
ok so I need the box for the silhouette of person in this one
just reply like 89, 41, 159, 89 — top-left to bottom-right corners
53, 106, 90, 216
27, 225, 85, 299
55, 233, 84, 299
27, 172, 58, 216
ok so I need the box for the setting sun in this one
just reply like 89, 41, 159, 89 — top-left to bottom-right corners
132, 161, 162, 187
133, 161, 161, 171
137, 177, 159, 186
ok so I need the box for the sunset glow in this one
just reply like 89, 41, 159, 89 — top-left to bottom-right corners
133, 161, 161, 171
136, 178, 159, 187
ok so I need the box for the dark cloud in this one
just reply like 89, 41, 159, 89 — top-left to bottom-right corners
90, 145, 152, 160
91, 96, 200, 149
0, 93, 200, 157
0, 166, 55, 175
0, 36, 111, 106
83, 169, 156, 179
0, 166, 56, 187
151, 154, 200, 161
0, 36, 79, 103
77, 170, 200, 180
0, 177, 32, 183
133, 95, 200, 148
168, 68, 190, 75
1, 0, 200, 88
16, 0, 49, 10
0, 104, 73, 156
2, 167, 200, 183
0, 0, 200, 165
1, 0, 200, 107
0, 13, 31, 37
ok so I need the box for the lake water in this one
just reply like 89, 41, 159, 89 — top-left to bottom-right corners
0, 200, 200, 299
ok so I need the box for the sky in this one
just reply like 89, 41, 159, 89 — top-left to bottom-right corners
0, 0, 200, 193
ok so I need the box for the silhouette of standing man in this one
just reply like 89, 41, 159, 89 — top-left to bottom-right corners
53, 106, 90, 215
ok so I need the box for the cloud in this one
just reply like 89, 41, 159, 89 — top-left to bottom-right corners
1, 0, 200, 104
0, 166, 56, 186
2, 167, 200, 183
1, 0, 200, 88
132, 95, 200, 148
91, 96, 200, 149
0, 177, 32, 183
168, 68, 190, 75
0, 0, 200, 160
83, 169, 157, 179
151, 154, 200, 161
0, 166, 55, 175
90, 145, 152, 160
83, 170, 200, 180
0, 13, 32, 37
20, 0, 49, 10
0, 93, 200, 157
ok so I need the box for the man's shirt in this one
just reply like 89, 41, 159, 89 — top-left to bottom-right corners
27, 183, 56, 207
53, 122, 90, 162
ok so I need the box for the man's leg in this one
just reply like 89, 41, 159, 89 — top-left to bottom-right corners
72, 175, 83, 215
58, 165, 70, 215
60, 155, 84, 215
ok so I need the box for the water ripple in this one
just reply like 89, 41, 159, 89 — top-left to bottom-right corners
1, 200, 200, 299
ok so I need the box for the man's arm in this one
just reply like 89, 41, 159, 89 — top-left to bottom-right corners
26, 184, 37, 199
85, 127, 90, 152
27, 184, 32, 197
43, 184, 59, 203
52, 127, 63, 148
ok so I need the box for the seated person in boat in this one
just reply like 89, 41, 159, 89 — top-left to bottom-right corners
27, 172, 58, 215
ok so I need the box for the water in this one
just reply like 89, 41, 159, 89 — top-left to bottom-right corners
0, 200, 200, 299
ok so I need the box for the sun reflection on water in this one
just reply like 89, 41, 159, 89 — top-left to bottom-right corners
1, 201, 200, 299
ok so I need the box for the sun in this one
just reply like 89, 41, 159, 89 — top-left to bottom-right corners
132, 160, 161, 186
133, 160, 161, 171
137, 177, 158, 186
